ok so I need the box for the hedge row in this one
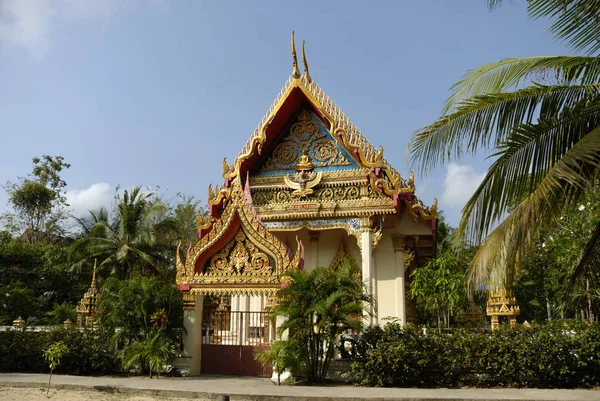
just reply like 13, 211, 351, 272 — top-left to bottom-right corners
349, 322, 600, 388
0, 327, 118, 375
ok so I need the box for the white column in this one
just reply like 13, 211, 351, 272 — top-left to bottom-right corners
360, 217, 374, 326
181, 292, 196, 358
391, 235, 407, 326
309, 231, 320, 270
187, 294, 204, 376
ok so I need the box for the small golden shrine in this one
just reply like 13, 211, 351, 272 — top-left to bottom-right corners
12, 316, 25, 328
76, 259, 102, 328
486, 288, 520, 330
456, 301, 484, 332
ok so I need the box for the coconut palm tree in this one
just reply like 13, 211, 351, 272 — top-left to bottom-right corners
408, 0, 600, 289
268, 258, 373, 383
70, 187, 177, 280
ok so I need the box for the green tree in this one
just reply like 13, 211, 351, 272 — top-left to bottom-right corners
0, 281, 40, 324
408, 1, 600, 289
514, 188, 600, 322
265, 258, 372, 383
46, 302, 77, 325
99, 276, 183, 348
435, 212, 455, 254
409, 252, 468, 329
0, 236, 84, 324
121, 329, 177, 378
1, 155, 71, 243
43, 341, 68, 395
171, 193, 205, 245
162, 193, 206, 280
70, 187, 177, 280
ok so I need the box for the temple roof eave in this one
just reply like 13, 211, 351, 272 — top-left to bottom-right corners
177, 177, 304, 291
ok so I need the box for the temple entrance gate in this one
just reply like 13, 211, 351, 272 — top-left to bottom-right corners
201, 307, 274, 376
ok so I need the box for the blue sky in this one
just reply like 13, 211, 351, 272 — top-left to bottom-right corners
0, 0, 572, 227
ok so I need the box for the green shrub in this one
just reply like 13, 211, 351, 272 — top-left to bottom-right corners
0, 327, 118, 375
350, 322, 600, 388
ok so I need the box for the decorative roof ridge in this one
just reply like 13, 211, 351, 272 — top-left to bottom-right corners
212, 34, 437, 222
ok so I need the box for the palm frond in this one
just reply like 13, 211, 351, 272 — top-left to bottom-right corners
455, 104, 600, 244
443, 56, 600, 114
410, 83, 600, 174
487, 0, 503, 10
468, 126, 600, 288
569, 220, 600, 291
529, 0, 600, 55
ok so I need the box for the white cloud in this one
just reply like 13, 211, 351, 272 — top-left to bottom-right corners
0, 0, 130, 58
65, 182, 113, 218
441, 163, 485, 209
0, 0, 55, 57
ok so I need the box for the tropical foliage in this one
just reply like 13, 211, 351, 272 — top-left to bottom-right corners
1, 155, 71, 243
408, 0, 600, 289
0, 327, 118, 375
121, 329, 177, 378
0, 236, 85, 325
261, 258, 372, 383
99, 275, 183, 349
514, 188, 600, 322
70, 187, 178, 280
43, 341, 68, 395
351, 321, 600, 388
409, 252, 469, 329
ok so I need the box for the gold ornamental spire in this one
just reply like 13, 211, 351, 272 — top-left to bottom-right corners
301, 40, 311, 83
91, 258, 97, 289
291, 31, 300, 78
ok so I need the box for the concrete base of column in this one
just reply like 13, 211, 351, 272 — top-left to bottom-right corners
187, 295, 204, 376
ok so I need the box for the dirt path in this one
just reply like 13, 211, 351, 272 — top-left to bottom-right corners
0, 387, 195, 401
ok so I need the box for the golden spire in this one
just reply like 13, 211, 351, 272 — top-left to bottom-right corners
91, 258, 97, 289
302, 40, 311, 83
291, 31, 300, 78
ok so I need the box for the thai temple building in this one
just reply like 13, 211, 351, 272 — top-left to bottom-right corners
175, 33, 438, 376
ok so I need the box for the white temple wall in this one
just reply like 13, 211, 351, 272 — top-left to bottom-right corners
392, 210, 435, 236
231, 295, 265, 313
271, 228, 360, 273
372, 211, 434, 325
267, 218, 433, 326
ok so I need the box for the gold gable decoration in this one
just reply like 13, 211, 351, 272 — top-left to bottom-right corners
329, 240, 348, 269
260, 108, 351, 172
457, 301, 484, 332
206, 230, 273, 275
212, 34, 436, 222
177, 176, 303, 296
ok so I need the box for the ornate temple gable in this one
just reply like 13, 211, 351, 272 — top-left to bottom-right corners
177, 177, 304, 296
256, 108, 359, 176
207, 33, 437, 225
329, 239, 348, 269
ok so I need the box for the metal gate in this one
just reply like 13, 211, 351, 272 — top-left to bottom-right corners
201, 310, 274, 376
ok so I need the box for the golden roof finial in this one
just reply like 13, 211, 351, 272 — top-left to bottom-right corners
301, 40, 311, 83
222, 157, 230, 178
91, 258, 97, 289
291, 31, 300, 78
